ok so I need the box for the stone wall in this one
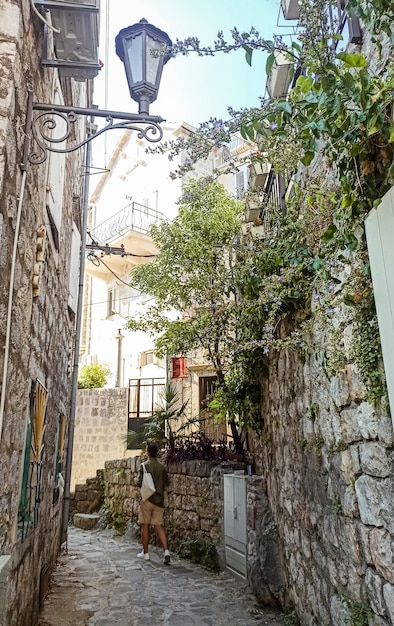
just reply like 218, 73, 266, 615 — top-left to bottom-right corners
69, 471, 104, 520
0, 2, 92, 624
251, 337, 394, 624
71, 388, 137, 489
103, 458, 245, 568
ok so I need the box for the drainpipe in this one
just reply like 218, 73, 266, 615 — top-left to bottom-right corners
61, 137, 92, 546
115, 328, 124, 388
0, 169, 27, 441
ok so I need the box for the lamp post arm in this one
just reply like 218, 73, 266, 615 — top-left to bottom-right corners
33, 102, 165, 124
26, 95, 166, 165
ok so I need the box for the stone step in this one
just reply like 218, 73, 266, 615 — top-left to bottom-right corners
73, 513, 100, 531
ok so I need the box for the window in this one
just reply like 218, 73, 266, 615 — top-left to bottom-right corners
127, 378, 165, 449
199, 376, 227, 442
53, 415, 67, 505
45, 76, 66, 251
235, 170, 245, 199
68, 222, 81, 313
18, 380, 48, 541
107, 283, 120, 317
139, 350, 154, 366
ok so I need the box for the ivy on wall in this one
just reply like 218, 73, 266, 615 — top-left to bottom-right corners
142, 1, 392, 428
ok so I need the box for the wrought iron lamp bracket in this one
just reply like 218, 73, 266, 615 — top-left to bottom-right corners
23, 90, 165, 168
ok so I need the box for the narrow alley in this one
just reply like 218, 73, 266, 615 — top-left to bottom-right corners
37, 526, 284, 626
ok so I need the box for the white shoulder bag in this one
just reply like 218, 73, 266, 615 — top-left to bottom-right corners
140, 462, 156, 501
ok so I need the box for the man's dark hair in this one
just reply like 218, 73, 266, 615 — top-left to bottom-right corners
147, 443, 158, 458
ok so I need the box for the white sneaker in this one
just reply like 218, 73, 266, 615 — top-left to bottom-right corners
163, 549, 170, 565
137, 551, 150, 560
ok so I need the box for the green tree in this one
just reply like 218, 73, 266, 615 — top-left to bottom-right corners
77, 363, 111, 389
128, 179, 245, 452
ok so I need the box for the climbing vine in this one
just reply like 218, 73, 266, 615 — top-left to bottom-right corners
142, 1, 392, 426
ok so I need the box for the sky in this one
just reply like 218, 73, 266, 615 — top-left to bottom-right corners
93, 0, 285, 128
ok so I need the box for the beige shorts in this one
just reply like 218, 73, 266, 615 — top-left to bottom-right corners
138, 500, 164, 525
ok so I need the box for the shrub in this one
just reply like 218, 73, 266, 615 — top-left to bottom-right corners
77, 363, 111, 389
165, 433, 227, 463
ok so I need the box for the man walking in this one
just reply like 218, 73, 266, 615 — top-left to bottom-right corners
137, 443, 171, 565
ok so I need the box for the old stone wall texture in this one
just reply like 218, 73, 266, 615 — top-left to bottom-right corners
69, 471, 104, 519
103, 458, 244, 569
71, 388, 137, 489
251, 336, 394, 623
0, 2, 89, 625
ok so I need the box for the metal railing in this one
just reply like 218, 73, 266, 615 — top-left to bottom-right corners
90, 201, 167, 245
127, 377, 166, 449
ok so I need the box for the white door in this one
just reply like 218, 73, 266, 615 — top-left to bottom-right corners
365, 187, 394, 426
224, 474, 247, 578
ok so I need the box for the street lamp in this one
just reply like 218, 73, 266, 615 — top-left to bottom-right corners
23, 18, 172, 167
115, 18, 172, 116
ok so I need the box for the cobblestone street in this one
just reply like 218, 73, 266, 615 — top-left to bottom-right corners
37, 526, 284, 626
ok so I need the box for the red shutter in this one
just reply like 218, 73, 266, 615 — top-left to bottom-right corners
171, 357, 186, 378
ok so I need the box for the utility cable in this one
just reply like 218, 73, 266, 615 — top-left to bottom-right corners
86, 251, 136, 287
86, 231, 158, 258
30, 0, 61, 32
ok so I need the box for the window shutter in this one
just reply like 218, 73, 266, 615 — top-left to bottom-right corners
68, 223, 81, 312
46, 77, 66, 248
171, 357, 187, 378
235, 170, 245, 199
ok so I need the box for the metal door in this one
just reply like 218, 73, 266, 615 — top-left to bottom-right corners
224, 474, 247, 578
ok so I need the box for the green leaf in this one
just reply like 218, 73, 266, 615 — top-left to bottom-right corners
343, 294, 357, 307
341, 195, 353, 208
300, 151, 315, 165
241, 123, 256, 141
264, 40, 276, 53
295, 75, 313, 94
300, 151, 315, 166
325, 62, 340, 75
359, 69, 371, 90
336, 52, 367, 67
349, 144, 362, 157
389, 125, 394, 143
242, 44, 253, 67
291, 41, 302, 53
276, 100, 292, 114
344, 233, 358, 251
321, 223, 338, 242
342, 72, 355, 90
266, 52, 275, 76
388, 161, 394, 179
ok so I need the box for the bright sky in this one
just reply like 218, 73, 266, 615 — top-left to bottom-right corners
94, 0, 284, 127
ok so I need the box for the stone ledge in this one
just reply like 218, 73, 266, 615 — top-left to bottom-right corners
73, 513, 100, 530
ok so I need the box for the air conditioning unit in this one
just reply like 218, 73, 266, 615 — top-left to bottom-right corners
266, 51, 293, 99
35, 0, 101, 80
248, 161, 271, 192
281, 0, 300, 20
244, 195, 261, 222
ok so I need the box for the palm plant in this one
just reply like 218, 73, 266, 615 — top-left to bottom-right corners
126, 384, 194, 451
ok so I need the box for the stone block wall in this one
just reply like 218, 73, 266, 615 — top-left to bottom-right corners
252, 342, 394, 624
0, 2, 93, 624
71, 388, 136, 489
103, 457, 245, 567
69, 470, 104, 520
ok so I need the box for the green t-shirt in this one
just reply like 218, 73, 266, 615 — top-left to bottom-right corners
138, 457, 168, 507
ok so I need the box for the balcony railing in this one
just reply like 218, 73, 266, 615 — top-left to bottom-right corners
89, 201, 167, 245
